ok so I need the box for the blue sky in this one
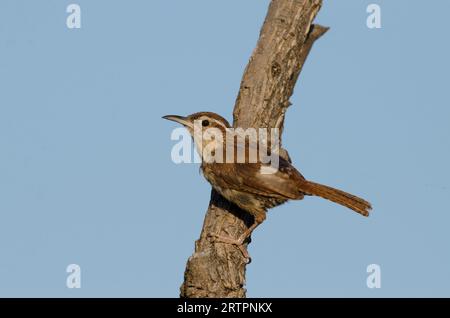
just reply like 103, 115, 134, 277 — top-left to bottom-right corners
0, 0, 449, 297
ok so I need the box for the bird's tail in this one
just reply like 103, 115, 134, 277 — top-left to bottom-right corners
300, 180, 372, 217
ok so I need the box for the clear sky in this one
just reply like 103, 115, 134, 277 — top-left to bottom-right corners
1, 0, 449, 297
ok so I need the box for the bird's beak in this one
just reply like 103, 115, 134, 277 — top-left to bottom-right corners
162, 115, 193, 128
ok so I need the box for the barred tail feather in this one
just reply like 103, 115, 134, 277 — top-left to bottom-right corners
300, 180, 372, 217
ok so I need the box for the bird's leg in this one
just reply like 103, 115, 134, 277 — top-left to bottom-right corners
209, 215, 264, 263
212, 220, 260, 245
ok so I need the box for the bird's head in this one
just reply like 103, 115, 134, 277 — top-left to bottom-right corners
163, 112, 231, 161
163, 112, 231, 133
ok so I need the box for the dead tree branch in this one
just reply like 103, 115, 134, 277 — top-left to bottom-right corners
180, 0, 328, 298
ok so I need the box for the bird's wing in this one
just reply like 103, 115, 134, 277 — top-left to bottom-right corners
237, 158, 305, 199
205, 157, 305, 199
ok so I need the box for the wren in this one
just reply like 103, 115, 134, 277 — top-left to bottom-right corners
164, 112, 372, 260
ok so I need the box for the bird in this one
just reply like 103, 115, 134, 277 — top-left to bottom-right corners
163, 112, 372, 260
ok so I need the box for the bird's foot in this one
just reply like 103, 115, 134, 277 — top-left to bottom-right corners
208, 233, 251, 263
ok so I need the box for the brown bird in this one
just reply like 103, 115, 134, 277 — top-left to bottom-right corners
163, 112, 371, 260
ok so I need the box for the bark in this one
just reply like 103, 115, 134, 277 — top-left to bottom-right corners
180, 0, 328, 298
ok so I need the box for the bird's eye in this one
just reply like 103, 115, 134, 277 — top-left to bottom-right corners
202, 120, 210, 127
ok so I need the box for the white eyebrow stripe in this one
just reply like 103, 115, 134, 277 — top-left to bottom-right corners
213, 119, 226, 127
200, 117, 227, 129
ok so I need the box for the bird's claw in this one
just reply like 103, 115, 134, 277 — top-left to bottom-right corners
208, 233, 252, 263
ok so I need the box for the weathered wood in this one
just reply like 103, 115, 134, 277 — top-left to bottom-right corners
180, 0, 328, 298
